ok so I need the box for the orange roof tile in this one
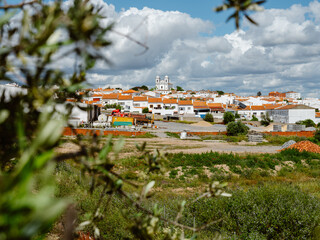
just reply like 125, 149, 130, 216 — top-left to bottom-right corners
118, 95, 133, 100
178, 100, 192, 105
193, 101, 208, 108
66, 98, 77, 102
148, 98, 163, 103
250, 105, 266, 111
207, 103, 223, 108
163, 99, 178, 104
103, 88, 115, 91
316, 112, 320, 118
133, 96, 148, 101
102, 93, 119, 99
123, 89, 138, 94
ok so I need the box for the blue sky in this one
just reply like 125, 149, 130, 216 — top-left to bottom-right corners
105, 0, 314, 36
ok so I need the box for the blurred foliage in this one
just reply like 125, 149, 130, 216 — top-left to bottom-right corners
214, 0, 266, 29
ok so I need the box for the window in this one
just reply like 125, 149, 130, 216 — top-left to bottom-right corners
187, 107, 191, 110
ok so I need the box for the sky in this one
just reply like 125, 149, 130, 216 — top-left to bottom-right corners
9, 0, 320, 97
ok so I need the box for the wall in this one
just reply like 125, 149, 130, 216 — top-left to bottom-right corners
264, 131, 315, 138
63, 127, 146, 137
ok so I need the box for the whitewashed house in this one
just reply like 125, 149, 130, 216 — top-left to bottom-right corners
178, 100, 194, 115
272, 105, 315, 123
132, 96, 149, 113
118, 95, 133, 112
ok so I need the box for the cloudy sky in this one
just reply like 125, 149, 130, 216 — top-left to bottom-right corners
12, 0, 320, 97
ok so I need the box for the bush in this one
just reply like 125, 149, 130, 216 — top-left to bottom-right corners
204, 113, 214, 123
261, 112, 272, 126
223, 112, 235, 124
314, 129, 320, 142
226, 121, 249, 136
187, 185, 320, 239
251, 115, 258, 121
142, 107, 149, 113
296, 119, 316, 127
235, 112, 240, 118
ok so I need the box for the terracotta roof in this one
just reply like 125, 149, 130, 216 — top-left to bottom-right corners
178, 100, 192, 105
103, 88, 115, 91
118, 95, 133, 100
193, 101, 208, 108
123, 89, 138, 94
250, 105, 266, 111
316, 112, 320, 118
66, 98, 77, 102
207, 103, 223, 108
92, 93, 103, 97
102, 93, 119, 99
263, 104, 283, 110
275, 104, 315, 110
148, 98, 163, 103
133, 96, 148, 101
163, 99, 178, 104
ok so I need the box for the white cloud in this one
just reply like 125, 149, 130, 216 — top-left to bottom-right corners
59, 0, 320, 97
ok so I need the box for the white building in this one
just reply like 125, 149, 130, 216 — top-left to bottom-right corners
272, 105, 315, 124
286, 91, 301, 99
155, 75, 173, 92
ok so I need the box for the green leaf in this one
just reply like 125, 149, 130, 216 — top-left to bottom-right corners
142, 181, 155, 199
0, 11, 16, 27
0, 109, 9, 124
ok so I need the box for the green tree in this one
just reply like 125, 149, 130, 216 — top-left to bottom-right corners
223, 112, 235, 124
176, 86, 184, 91
261, 112, 271, 126
217, 90, 224, 96
296, 119, 316, 128
257, 91, 262, 96
227, 121, 249, 136
142, 107, 149, 113
235, 112, 240, 118
141, 85, 149, 90
204, 113, 214, 123
251, 115, 258, 121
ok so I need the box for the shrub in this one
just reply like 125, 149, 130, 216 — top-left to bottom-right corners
187, 185, 320, 239
223, 112, 235, 124
261, 112, 271, 126
226, 121, 249, 136
142, 107, 149, 113
314, 129, 320, 142
235, 112, 240, 118
296, 119, 316, 127
204, 113, 214, 123
251, 115, 258, 121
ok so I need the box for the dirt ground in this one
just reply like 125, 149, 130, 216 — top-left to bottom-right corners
57, 137, 280, 159
124, 137, 280, 155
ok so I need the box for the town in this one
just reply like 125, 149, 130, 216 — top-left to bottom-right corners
61, 76, 319, 130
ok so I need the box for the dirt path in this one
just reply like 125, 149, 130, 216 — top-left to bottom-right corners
56, 137, 280, 158
124, 137, 279, 155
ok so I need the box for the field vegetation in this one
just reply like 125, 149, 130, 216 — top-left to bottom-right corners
53, 145, 320, 239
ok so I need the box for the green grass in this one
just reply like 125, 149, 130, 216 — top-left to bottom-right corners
201, 135, 247, 142
165, 132, 180, 138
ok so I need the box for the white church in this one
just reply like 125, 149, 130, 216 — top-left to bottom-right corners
155, 75, 173, 93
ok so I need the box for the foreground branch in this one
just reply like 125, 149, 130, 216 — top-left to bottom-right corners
0, 0, 39, 10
